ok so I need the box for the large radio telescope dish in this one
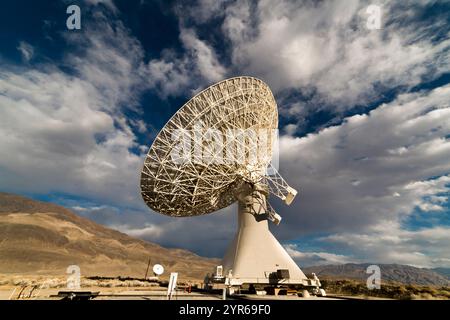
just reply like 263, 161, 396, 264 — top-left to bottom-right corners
140, 76, 319, 289
141, 77, 293, 217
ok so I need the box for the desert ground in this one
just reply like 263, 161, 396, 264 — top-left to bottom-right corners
1, 273, 448, 300
0, 274, 337, 300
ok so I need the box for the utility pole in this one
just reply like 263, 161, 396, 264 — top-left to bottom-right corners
144, 257, 151, 279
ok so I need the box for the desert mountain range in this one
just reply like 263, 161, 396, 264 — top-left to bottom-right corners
303, 263, 449, 286
0, 192, 218, 280
1, 192, 448, 286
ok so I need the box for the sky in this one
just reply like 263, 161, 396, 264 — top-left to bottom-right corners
0, 0, 449, 268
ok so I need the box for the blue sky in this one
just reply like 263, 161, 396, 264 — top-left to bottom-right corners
0, 0, 449, 267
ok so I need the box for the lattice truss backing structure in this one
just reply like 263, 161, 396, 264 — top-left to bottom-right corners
141, 77, 296, 217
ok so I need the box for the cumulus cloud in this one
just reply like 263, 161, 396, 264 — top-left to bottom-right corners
266, 85, 450, 267
181, 0, 232, 23
180, 28, 227, 83
0, 14, 148, 207
146, 57, 192, 98
320, 221, 450, 268
145, 27, 227, 98
64, 14, 148, 110
188, 0, 450, 121
276, 85, 450, 236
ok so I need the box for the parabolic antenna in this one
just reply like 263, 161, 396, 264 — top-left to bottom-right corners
140, 76, 321, 289
141, 77, 296, 219
153, 264, 164, 276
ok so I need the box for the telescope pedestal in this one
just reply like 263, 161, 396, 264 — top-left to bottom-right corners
220, 190, 309, 286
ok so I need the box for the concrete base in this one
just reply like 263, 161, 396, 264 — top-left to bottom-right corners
220, 188, 311, 286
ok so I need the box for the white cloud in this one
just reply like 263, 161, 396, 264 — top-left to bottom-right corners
113, 223, 165, 239
284, 123, 298, 136
321, 221, 450, 268
212, 0, 450, 116
276, 84, 450, 232
64, 16, 147, 110
17, 41, 34, 62
285, 244, 358, 266
182, 0, 232, 23
0, 15, 149, 207
268, 85, 450, 266
146, 57, 192, 98
180, 28, 227, 83
145, 27, 227, 98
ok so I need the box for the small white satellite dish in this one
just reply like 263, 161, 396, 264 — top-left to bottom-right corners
153, 264, 164, 276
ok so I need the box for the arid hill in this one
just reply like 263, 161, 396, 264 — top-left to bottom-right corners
0, 192, 218, 280
303, 263, 449, 286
